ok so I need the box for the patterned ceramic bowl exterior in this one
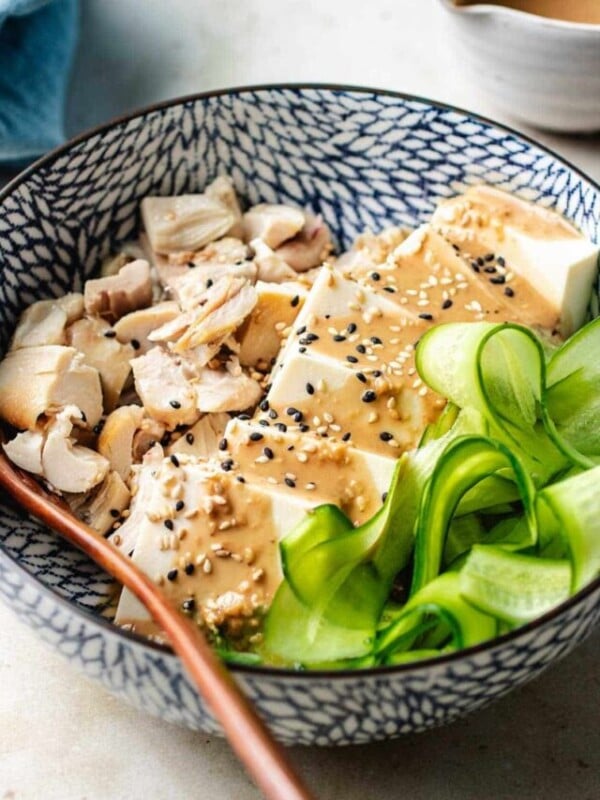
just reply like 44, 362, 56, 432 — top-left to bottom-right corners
1, 86, 599, 746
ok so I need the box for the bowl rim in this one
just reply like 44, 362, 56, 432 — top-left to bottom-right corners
1, 82, 599, 680
438, 0, 600, 32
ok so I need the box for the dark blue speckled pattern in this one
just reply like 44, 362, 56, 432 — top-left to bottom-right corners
0, 87, 599, 745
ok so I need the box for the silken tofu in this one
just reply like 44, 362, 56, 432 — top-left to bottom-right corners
114, 454, 315, 640
431, 185, 599, 335
223, 417, 395, 524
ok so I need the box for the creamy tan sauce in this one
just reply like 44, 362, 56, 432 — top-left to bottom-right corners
456, 0, 600, 23
228, 423, 386, 523
121, 472, 282, 641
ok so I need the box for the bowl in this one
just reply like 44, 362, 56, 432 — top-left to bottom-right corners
438, 1, 600, 132
1, 85, 599, 746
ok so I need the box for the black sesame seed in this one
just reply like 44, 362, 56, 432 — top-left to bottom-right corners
484, 265, 497, 274
250, 432, 264, 441
362, 390, 377, 403
264, 446, 274, 460
170, 454, 180, 467
306, 333, 319, 342
418, 313, 434, 321
293, 411, 303, 423
259, 399, 269, 412
356, 344, 366, 354
383, 286, 396, 293
470, 260, 481, 272
333, 334, 346, 342
287, 445, 294, 451
286, 407, 299, 417
442, 299, 453, 310
206, 278, 214, 288
299, 346, 307, 354
504, 286, 515, 298
275, 423, 288, 432
236, 475, 246, 483
476, 257, 485, 267
381, 492, 388, 503
238, 413, 251, 421
182, 597, 196, 611
169, 399, 182, 409
347, 322, 357, 334
258, 419, 270, 427
370, 272, 381, 282
167, 569, 178, 582
175, 500, 185, 511
218, 438, 228, 451
346, 354, 358, 363
187, 261, 196, 269
342, 432, 351, 442
268, 408, 278, 419
298, 337, 312, 346
379, 431, 393, 442
356, 372, 367, 383
109, 508, 120, 518
93, 421, 105, 435
452, 243, 460, 252
184, 563, 195, 575
296, 325, 306, 335
164, 519, 174, 530
372, 370, 382, 377
484, 253, 495, 262
490, 275, 506, 285
299, 424, 309, 433
103, 330, 117, 338
186, 433, 194, 444
221, 459, 233, 471
284, 477, 296, 488
131, 338, 141, 350
306, 382, 315, 395
291, 295, 300, 308
497, 256, 506, 267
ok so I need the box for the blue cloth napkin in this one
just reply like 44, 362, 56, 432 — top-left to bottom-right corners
0, 0, 78, 164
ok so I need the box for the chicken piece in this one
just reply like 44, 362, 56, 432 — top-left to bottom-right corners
141, 194, 235, 255
131, 346, 200, 429
132, 417, 166, 462
109, 445, 165, 554
100, 242, 147, 278
171, 260, 257, 311
173, 281, 256, 353
113, 301, 180, 355
167, 413, 230, 458
66, 471, 131, 536
205, 176, 244, 238
250, 238, 298, 283
275, 212, 331, 272
0, 345, 103, 430
194, 360, 262, 413
242, 204, 305, 249
97, 405, 145, 480
84, 260, 153, 323
10, 293, 84, 350
2, 429, 46, 475
237, 281, 306, 369
67, 317, 134, 412
41, 406, 109, 493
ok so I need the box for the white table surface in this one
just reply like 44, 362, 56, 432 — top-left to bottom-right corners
1, 1, 600, 798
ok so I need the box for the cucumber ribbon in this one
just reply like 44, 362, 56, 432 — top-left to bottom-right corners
263, 318, 600, 667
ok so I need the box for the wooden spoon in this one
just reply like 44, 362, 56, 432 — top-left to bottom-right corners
0, 447, 316, 800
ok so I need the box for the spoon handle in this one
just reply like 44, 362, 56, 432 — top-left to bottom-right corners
0, 455, 316, 800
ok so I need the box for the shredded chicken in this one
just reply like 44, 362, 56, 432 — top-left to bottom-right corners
84, 260, 153, 322
275, 212, 332, 272
242, 204, 305, 249
131, 346, 200, 429
10, 293, 84, 350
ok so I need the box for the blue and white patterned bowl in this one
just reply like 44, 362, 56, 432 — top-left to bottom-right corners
1, 85, 599, 746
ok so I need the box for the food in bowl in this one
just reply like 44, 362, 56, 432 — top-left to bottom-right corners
1, 177, 598, 669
